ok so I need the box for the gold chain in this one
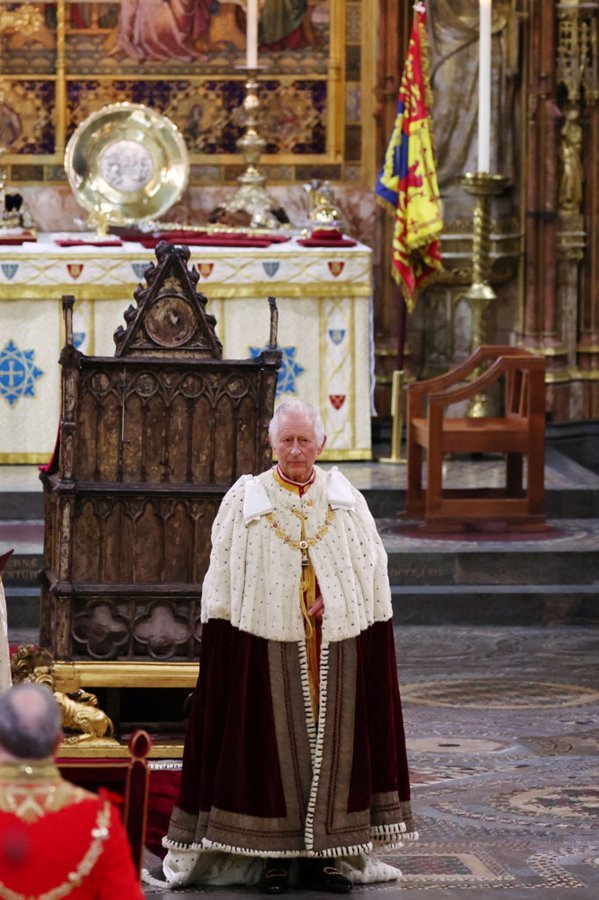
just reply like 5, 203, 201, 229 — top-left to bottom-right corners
266, 506, 334, 558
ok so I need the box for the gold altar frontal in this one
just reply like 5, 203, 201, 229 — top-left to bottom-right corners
0, 234, 373, 463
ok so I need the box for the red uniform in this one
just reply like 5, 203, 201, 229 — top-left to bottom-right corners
0, 760, 143, 899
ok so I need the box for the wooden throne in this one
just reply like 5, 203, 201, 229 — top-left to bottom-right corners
39, 242, 281, 724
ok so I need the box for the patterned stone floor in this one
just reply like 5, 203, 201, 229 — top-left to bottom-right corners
3, 455, 597, 896
141, 625, 599, 899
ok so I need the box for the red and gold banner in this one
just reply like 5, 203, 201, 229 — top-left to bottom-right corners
376, 3, 443, 308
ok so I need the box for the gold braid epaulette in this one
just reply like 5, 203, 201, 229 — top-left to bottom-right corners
0, 799, 111, 900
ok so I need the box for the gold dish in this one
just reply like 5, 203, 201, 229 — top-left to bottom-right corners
64, 103, 189, 228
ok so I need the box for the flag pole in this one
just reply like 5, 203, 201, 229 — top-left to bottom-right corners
375, 0, 442, 464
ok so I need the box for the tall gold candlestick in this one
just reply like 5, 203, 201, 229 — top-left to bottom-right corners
378, 370, 407, 464
224, 71, 280, 229
461, 172, 508, 416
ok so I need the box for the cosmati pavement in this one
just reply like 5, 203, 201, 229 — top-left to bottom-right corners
141, 625, 599, 899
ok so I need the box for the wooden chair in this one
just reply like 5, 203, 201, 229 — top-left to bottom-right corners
406, 346, 547, 531
59, 729, 152, 878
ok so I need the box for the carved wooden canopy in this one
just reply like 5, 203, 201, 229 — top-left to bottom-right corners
113, 242, 223, 359
40, 242, 281, 664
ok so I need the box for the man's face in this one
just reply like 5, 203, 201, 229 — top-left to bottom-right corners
271, 410, 325, 483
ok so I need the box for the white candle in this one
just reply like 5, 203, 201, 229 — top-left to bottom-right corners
478, 0, 492, 172
246, 0, 258, 69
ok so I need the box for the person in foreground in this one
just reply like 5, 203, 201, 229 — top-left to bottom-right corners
163, 400, 417, 894
0, 683, 144, 899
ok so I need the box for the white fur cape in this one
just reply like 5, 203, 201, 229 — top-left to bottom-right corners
201, 466, 393, 642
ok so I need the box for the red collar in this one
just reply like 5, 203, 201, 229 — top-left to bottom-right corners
275, 465, 315, 495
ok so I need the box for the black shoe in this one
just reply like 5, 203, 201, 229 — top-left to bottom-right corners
303, 862, 352, 894
261, 866, 290, 895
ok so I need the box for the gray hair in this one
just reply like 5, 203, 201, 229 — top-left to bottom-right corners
0, 684, 62, 760
269, 399, 325, 446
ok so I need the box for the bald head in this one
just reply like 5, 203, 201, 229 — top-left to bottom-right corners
0, 684, 62, 761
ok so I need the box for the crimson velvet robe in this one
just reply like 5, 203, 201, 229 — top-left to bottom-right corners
166, 468, 415, 862
168, 618, 414, 856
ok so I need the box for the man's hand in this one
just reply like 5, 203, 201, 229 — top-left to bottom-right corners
308, 594, 324, 619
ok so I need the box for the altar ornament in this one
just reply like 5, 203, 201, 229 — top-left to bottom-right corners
0, 3, 42, 235
304, 180, 345, 233
64, 103, 189, 235
222, 71, 288, 229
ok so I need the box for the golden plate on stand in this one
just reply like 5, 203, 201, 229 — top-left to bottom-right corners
65, 102, 189, 229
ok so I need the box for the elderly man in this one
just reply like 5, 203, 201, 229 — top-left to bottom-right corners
0, 683, 143, 899
164, 400, 416, 893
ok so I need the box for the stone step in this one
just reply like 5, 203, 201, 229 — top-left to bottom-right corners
6, 583, 598, 634
1, 482, 598, 525
3, 519, 598, 632
2, 449, 599, 522
3, 488, 599, 521
3, 518, 598, 580
361, 487, 599, 519
391, 584, 599, 626
1, 490, 43, 521
382, 517, 599, 584
0, 521, 43, 590
4, 520, 597, 588
386, 545, 598, 587
4, 587, 40, 631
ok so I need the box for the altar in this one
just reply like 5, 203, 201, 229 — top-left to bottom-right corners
0, 234, 373, 463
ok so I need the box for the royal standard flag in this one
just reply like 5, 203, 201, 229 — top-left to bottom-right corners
375, 2, 443, 309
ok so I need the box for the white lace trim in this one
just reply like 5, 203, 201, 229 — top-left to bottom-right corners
201, 466, 393, 643
304, 641, 330, 852
297, 639, 318, 754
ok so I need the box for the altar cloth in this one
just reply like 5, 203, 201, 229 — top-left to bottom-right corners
0, 234, 373, 463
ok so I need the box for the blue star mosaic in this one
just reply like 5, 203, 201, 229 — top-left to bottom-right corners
250, 345, 304, 396
0, 339, 44, 407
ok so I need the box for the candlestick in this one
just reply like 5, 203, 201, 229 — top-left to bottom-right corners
478, 0, 492, 172
461, 171, 508, 415
246, 0, 258, 69
223, 71, 283, 229
378, 370, 407, 465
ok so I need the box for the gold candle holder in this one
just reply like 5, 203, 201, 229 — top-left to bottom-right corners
461, 172, 508, 416
224, 71, 279, 229
378, 370, 406, 464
